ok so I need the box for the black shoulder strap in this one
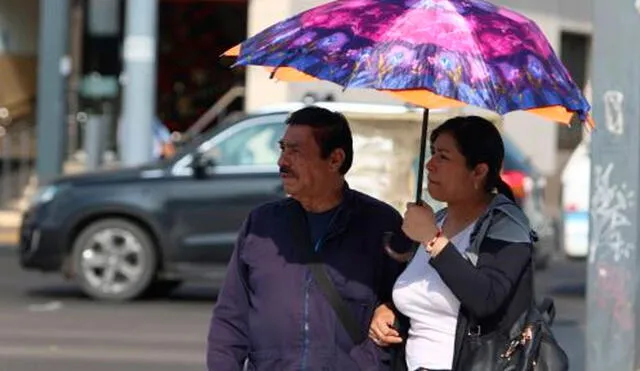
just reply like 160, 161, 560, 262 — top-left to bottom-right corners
288, 203, 364, 345
307, 263, 365, 345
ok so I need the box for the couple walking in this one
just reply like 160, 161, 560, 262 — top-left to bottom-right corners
206, 106, 537, 371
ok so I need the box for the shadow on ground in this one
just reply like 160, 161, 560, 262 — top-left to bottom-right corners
23, 284, 219, 303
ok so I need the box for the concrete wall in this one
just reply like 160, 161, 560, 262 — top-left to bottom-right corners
0, 0, 39, 55
244, 0, 292, 110
244, 0, 593, 176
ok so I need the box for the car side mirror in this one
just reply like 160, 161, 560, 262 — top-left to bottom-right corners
191, 152, 215, 179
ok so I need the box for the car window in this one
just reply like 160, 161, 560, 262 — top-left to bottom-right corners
204, 122, 285, 166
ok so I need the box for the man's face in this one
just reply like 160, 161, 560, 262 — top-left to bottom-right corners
277, 125, 343, 198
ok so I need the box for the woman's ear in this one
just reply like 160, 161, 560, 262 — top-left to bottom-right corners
473, 163, 490, 184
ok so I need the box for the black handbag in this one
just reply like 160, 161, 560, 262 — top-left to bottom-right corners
459, 297, 569, 371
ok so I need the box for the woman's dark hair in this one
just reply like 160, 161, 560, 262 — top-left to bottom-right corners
430, 116, 516, 202
285, 106, 354, 174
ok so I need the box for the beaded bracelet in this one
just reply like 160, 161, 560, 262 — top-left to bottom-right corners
427, 228, 443, 248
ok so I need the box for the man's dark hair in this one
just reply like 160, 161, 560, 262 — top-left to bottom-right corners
285, 106, 354, 175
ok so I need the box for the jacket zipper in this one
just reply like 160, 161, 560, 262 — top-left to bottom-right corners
301, 271, 312, 370
301, 237, 325, 370
300, 210, 342, 370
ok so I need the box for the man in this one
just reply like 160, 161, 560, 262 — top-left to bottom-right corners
207, 106, 411, 371
117, 115, 176, 161
151, 117, 176, 159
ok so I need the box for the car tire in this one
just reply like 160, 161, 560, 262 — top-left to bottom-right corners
71, 218, 158, 301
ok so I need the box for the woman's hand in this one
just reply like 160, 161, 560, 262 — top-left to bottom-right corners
402, 202, 439, 244
368, 303, 403, 347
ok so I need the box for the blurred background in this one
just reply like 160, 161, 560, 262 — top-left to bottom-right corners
0, 0, 592, 370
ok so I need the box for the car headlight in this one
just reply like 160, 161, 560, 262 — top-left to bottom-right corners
30, 185, 59, 206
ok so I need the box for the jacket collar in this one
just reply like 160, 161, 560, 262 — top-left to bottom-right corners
283, 182, 356, 239
435, 194, 535, 265
475, 194, 534, 242
435, 194, 532, 241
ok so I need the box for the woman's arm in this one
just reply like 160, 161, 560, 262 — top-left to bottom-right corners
427, 237, 531, 318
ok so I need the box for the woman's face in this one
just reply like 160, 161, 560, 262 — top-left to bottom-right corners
426, 132, 488, 203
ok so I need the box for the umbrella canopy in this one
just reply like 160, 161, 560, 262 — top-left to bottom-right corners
223, 0, 594, 206
224, 0, 593, 126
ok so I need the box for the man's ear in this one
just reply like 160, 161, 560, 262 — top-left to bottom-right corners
330, 148, 346, 172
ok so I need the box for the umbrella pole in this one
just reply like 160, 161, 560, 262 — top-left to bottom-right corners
385, 108, 431, 263
415, 109, 430, 204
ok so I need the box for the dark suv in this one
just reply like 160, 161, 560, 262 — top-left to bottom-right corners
19, 102, 553, 301
20, 109, 289, 301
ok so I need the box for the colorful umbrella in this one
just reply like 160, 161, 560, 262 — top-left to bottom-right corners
223, 0, 593, 203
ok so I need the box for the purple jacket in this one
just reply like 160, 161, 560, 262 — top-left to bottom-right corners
207, 187, 411, 371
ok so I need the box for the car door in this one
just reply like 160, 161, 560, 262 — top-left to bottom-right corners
165, 114, 287, 265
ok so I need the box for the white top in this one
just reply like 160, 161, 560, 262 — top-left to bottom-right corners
392, 220, 476, 370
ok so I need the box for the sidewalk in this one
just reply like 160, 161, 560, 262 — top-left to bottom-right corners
0, 209, 20, 245
0, 180, 33, 246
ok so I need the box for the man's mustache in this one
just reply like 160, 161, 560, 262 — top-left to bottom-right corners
279, 166, 295, 176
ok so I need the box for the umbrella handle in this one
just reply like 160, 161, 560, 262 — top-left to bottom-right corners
385, 109, 430, 262
415, 109, 430, 203
404, 109, 430, 254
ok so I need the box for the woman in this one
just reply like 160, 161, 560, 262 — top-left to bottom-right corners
370, 116, 536, 371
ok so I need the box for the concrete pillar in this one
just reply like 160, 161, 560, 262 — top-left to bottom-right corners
35, 0, 69, 184
119, 0, 158, 166
586, 1, 640, 369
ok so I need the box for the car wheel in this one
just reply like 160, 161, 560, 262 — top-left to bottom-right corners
71, 218, 157, 301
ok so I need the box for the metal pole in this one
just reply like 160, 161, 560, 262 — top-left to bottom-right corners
67, 0, 85, 158
35, 0, 69, 185
4, 131, 14, 199
19, 126, 29, 191
415, 109, 430, 203
84, 113, 103, 171
102, 101, 114, 159
586, 1, 640, 370
1, 127, 9, 204
120, 0, 158, 166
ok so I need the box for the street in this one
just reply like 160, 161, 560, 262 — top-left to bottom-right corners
0, 248, 587, 371
0, 248, 213, 371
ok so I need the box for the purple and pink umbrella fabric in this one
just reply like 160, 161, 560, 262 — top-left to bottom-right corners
226, 0, 593, 125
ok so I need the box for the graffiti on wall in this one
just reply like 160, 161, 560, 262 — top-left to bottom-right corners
589, 163, 635, 264
603, 91, 625, 136
590, 160, 635, 331
594, 262, 633, 331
